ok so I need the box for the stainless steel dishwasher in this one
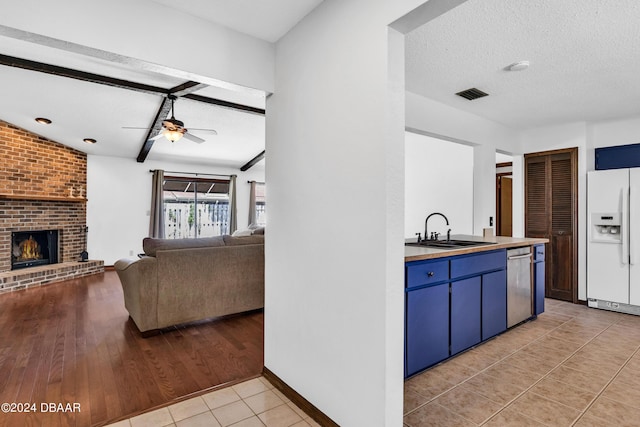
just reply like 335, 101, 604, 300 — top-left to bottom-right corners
507, 247, 533, 327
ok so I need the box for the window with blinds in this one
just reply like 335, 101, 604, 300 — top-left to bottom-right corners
163, 176, 231, 238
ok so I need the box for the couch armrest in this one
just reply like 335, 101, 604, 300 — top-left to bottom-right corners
114, 256, 159, 332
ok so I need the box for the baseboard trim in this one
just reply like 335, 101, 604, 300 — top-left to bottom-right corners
262, 367, 339, 427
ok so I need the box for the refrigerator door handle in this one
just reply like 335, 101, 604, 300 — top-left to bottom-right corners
623, 186, 630, 265
631, 185, 638, 265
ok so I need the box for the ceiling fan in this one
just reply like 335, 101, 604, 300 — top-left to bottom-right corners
124, 95, 217, 143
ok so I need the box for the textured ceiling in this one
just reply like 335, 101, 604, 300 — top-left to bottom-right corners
5, 0, 639, 168
406, 0, 640, 130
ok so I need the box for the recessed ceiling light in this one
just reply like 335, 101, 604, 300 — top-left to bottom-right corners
35, 117, 52, 124
83, 138, 97, 144
507, 61, 530, 71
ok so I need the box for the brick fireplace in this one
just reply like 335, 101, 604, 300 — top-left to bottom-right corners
11, 229, 59, 270
0, 121, 103, 293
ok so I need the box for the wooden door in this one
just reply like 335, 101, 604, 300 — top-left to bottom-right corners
496, 176, 513, 236
525, 149, 577, 303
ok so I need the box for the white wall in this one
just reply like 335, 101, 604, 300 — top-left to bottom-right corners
512, 155, 525, 238
87, 155, 264, 265
405, 131, 473, 238
405, 91, 522, 235
406, 92, 522, 152
265, 1, 439, 425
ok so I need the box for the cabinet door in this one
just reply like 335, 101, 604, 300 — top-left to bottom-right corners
405, 284, 449, 377
482, 270, 507, 340
525, 150, 577, 303
534, 261, 545, 315
451, 277, 481, 355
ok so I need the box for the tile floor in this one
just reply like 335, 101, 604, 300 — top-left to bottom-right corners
404, 298, 640, 426
105, 377, 321, 427
108, 298, 640, 427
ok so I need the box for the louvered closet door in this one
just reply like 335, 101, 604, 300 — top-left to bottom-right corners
525, 157, 549, 238
549, 153, 575, 301
525, 149, 577, 303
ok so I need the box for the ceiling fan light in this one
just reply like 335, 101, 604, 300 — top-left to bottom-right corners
163, 129, 183, 142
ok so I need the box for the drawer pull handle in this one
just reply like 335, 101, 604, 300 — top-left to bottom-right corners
427, 272, 434, 277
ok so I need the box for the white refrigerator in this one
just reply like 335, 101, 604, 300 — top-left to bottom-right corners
587, 168, 640, 314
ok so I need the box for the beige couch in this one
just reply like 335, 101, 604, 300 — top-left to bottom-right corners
114, 234, 264, 335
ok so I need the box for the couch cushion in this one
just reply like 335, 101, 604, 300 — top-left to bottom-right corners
143, 236, 225, 256
231, 228, 253, 237
250, 226, 265, 235
222, 235, 264, 246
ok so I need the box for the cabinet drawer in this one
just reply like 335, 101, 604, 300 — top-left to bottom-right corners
406, 259, 449, 288
450, 249, 506, 279
534, 244, 545, 262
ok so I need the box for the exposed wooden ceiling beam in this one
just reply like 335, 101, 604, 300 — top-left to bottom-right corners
0, 53, 168, 96
136, 82, 214, 163
240, 150, 266, 171
184, 93, 266, 116
0, 53, 265, 115
136, 97, 172, 163
0, 53, 267, 164
169, 81, 209, 97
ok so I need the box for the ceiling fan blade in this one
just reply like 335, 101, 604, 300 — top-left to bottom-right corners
188, 128, 218, 135
122, 126, 148, 129
149, 133, 164, 141
183, 132, 206, 144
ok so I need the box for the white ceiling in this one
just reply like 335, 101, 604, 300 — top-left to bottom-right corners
406, 0, 640, 130
1, 0, 639, 169
150, 0, 325, 43
0, 0, 324, 169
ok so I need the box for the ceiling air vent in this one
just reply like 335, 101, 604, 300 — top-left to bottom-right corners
456, 88, 489, 101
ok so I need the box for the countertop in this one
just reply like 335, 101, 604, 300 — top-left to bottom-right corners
404, 234, 549, 262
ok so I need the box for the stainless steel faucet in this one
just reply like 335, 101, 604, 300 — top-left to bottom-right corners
425, 212, 450, 241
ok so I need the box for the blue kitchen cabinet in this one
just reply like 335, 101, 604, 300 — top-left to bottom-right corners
451, 249, 507, 343
404, 249, 513, 378
482, 269, 507, 340
534, 244, 545, 315
405, 283, 450, 377
450, 276, 481, 355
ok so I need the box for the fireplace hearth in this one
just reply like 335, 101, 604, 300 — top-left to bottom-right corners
11, 230, 59, 270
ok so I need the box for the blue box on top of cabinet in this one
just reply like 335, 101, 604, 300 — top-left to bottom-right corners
595, 143, 640, 170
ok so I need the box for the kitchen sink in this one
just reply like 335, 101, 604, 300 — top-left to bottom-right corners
405, 239, 497, 249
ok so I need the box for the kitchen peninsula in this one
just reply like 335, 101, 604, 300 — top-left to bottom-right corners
404, 235, 548, 378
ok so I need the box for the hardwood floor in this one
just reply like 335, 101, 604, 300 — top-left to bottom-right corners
0, 271, 264, 427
